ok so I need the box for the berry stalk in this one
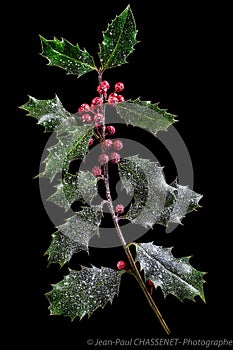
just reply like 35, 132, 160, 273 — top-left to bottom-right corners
96, 72, 171, 335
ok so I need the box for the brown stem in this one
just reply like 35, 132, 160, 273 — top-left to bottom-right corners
102, 154, 171, 335
98, 72, 102, 85
106, 197, 171, 335
98, 71, 171, 335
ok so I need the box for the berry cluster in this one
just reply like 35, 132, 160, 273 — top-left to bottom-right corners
77, 81, 125, 126
77, 81, 125, 174
90, 133, 123, 178
78, 81, 125, 217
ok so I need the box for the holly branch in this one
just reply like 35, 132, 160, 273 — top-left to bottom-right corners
20, 5, 205, 334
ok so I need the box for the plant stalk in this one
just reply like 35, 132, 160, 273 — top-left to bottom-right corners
98, 71, 171, 335
106, 187, 171, 335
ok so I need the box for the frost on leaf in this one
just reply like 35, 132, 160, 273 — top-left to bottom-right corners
98, 5, 138, 70
116, 98, 176, 136
157, 180, 202, 225
46, 266, 123, 320
46, 231, 84, 266
42, 125, 93, 182
48, 171, 98, 211
119, 156, 169, 228
47, 206, 103, 265
40, 36, 97, 78
19, 95, 74, 132
47, 206, 102, 265
119, 156, 202, 228
135, 242, 206, 302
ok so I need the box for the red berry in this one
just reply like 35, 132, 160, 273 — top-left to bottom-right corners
78, 103, 91, 113
117, 95, 125, 102
106, 126, 116, 135
109, 92, 118, 98
98, 153, 109, 165
117, 260, 127, 270
109, 152, 120, 163
108, 95, 118, 106
91, 166, 102, 177
113, 140, 123, 151
100, 80, 110, 90
94, 113, 104, 126
115, 204, 124, 214
92, 97, 103, 105
147, 279, 154, 287
97, 80, 110, 94
89, 138, 94, 147
97, 85, 104, 95
115, 82, 124, 92
102, 139, 113, 150
147, 279, 154, 295
81, 113, 92, 124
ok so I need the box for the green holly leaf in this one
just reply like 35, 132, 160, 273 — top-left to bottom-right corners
135, 242, 206, 302
46, 206, 103, 266
98, 5, 138, 71
46, 266, 123, 320
42, 125, 93, 181
157, 179, 202, 226
116, 98, 177, 136
46, 231, 84, 267
119, 156, 202, 228
19, 95, 74, 132
57, 206, 103, 253
48, 171, 98, 211
40, 36, 97, 78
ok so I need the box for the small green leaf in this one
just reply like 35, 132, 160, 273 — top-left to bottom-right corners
116, 98, 177, 136
48, 171, 98, 211
135, 242, 206, 302
42, 125, 93, 181
19, 95, 74, 132
119, 156, 202, 228
99, 5, 138, 70
40, 36, 97, 78
46, 266, 123, 320
46, 231, 84, 267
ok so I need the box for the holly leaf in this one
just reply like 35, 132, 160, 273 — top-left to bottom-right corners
58, 206, 102, 252
40, 36, 97, 78
98, 5, 138, 71
42, 125, 93, 181
46, 231, 84, 267
135, 242, 206, 302
48, 171, 98, 211
19, 95, 74, 132
47, 206, 103, 266
157, 179, 202, 226
116, 98, 177, 136
119, 156, 202, 228
46, 266, 123, 320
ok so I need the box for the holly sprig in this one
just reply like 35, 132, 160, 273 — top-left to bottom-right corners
20, 5, 206, 334
39, 4, 138, 77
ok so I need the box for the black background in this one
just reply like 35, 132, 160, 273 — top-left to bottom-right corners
9, 0, 231, 348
